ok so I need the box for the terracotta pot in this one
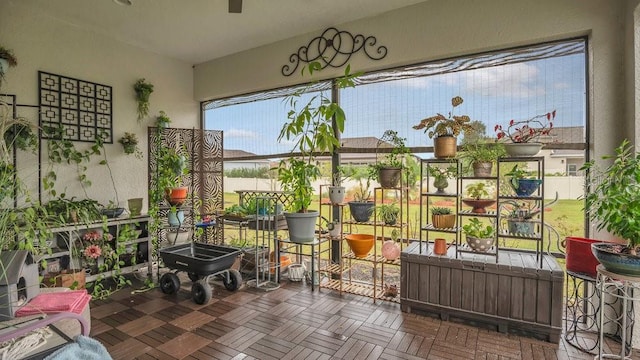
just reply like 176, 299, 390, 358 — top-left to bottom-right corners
166, 186, 188, 206
461, 199, 496, 214
432, 214, 456, 229
434, 136, 457, 159
345, 234, 375, 258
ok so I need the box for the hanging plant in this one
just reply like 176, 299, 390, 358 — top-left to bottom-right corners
133, 78, 154, 121
0, 46, 18, 85
156, 111, 171, 129
118, 132, 142, 159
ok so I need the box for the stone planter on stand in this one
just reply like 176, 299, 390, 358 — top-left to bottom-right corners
504, 143, 542, 157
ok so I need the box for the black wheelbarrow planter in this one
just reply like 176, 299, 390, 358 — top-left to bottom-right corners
159, 243, 243, 304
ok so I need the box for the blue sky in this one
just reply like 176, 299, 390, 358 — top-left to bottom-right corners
205, 52, 585, 157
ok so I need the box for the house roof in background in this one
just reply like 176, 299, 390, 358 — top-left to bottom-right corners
542, 126, 584, 144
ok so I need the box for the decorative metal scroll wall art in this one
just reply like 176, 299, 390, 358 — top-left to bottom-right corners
281, 27, 387, 76
39, 71, 113, 143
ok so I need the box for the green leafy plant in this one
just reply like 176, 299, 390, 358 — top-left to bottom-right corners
428, 164, 457, 182
118, 132, 141, 158
502, 200, 536, 220
462, 218, 495, 238
0, 46, 18, 85
465, 182, 493, 200
156, 111, 171, 128
134, 78, 154, 121
372, 130, 409, 169
44, 197, 102, 224
343, 165, 373, 202
157, 147, 188, 190
1, 101, 37, 161
277, 62, 359, 212
224, 204, 248, 217
458, 141, 506, 164
375, 202, 400, 225
0, 46, 18, 67
504, 164, 535, 189
431, 207, 452, 215
581, 140, 640, 253
412, 96, 475, 139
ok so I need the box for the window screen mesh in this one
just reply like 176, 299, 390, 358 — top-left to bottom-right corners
205, 38, 586, 159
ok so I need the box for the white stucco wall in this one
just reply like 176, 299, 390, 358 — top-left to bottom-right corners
0, 2, 199, 211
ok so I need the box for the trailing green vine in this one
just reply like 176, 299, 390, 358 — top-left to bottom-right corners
134, 78, 154, 121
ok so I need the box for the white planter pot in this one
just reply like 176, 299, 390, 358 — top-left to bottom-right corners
165, 229, 191, 246
328, 186, 346, 204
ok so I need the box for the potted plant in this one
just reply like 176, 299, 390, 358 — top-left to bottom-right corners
428, 164, 457, 194
462, 218, 495, 252
157, 147, 189, 206
156, 111, 171, 129
277, 63, 358, 243
462, 182, 496, 214
0, 46, 18, 84
134, 78, 154, 121
504, 164, 542, 197
581, 140, 640, 275
345, 165, 375, 223
413, 96, 475, 159
118, 132, 141, 158
458, 140, 506, 177
431, 206, 456, 229
494, 110, 555, 157
328, 165, 347, 204
375, 202, 400, 225
370, 130, 409, 188
501, 201, 539, 235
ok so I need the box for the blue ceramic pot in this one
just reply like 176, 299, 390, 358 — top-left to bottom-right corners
511, 179, 542, 197
167, 209, 185, 226
591, 243, 640, 276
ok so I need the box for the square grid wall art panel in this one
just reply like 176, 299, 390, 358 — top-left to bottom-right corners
39, 71, 113, 143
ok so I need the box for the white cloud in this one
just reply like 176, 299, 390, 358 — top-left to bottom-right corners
554, 82, 570, 89
225, 128, 259, 139
403, 76, 434, 89
459, 63, 545, 98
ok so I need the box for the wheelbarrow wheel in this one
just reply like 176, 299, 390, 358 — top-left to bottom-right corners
188, 272, 201, 282
191, 280, 212, 305
160, 273, 180, 294
222, 269, 242, 291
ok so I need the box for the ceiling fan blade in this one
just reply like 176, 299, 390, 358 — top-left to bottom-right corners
229, 0, 242, 13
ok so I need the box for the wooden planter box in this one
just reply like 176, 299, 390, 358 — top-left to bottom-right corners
400, 243, 563, 343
